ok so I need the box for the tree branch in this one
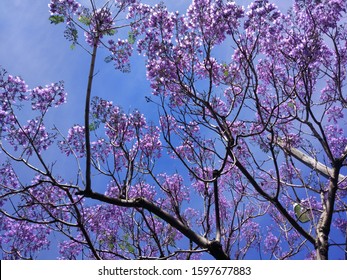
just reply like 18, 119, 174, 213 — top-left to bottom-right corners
269, 135, 346, 182
84, 40, 99, 193
233, 157, 316, 245
213, 169, 222, 242
80, 190, 229, 259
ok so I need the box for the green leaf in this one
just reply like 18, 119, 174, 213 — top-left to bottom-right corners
119, 243, 125, 251
293, 203, 310, 223
89, 122, 99, 131
128, 31, 136, 44
78, 15, 91, 25
106, 29, 116, 36
64, 25, 78, 43
288, 101, 295, 108
49, 15, 65, 25
126, 243, 135, 253
118, 234, 135, 253
108, 242, 115, 250
104, 55, 113, 63
222, 63, 229, 77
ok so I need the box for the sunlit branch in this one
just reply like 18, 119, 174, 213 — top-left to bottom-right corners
270, 135, 346, 182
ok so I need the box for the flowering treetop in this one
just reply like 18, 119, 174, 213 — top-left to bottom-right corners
0, 0, 346, 260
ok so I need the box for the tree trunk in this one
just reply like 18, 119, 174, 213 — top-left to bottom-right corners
316, 212, 330, 260
315, 177, 339, 260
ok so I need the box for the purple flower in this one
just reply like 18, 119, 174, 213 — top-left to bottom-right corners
49, 0, 81, 16
29, 81, 67, 112
59, 125, 85, 157
264, 230, 280, 255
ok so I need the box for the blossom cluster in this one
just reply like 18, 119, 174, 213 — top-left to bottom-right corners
0, 69, 28, 125
129, 0, 246, 98
0, 162, 20, 207
156, 173, 190, 209
6, 118, 54, 156
30, 82, 66, 112
186, 0, 244, 45
49, 0, 81, 16
0, 67, 66, 156
107, 39, 133, 72
48, 0, 139, 52
0, 218, 51, 259
85, 8, 114, 46
59, 97, 161, 172
58, 125, 85, 158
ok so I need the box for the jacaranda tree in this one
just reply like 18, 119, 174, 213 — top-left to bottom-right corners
0, 0, 346, 260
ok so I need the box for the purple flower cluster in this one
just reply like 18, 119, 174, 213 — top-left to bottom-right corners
186, 0, 244, 44
59, 125, 85, 158
6, 118, 53, 156
0, 68, 67, 157
0, 163, 19, 206
85, 8, 114, 46
240, 220, 260, 248
59, 96, 162, 175
107, 39, 133, 72
157, 173, 190, 207
325, 124, 347, 158
30, 82, 66, 112
333, 218, 347, 234
0, 70, 28, 132
1, 218, 51, 259
58, 236, 83, 259
293, 0, 347, 32
129, 0, 245, 98
49, 0, 81, 16
264, 230, 280, 255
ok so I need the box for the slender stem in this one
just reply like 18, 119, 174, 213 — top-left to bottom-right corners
85, 42, 98, 193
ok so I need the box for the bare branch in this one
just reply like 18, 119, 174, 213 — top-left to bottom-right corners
269, 135, 346, 182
